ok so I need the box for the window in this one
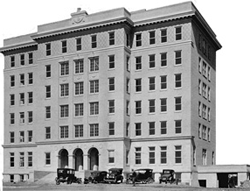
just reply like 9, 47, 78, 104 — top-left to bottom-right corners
90, 102, 99, 115
60, 126, 69, 138
135, 101, 141, 114
75, 82, 84, 95
109, 32, 115, 45
19, 93, 25, 105
60, 84, 69, 97
126, 78, 130, 94
149, 147, 155, 164
149, 54, 155, 68
208, 87, 211, 101
160, 146, 167, 164
109, 122, 115, 135
75, 103, 83, 117
202, 104, 207, 119
202, 61, 207, 77
10, 132, 15, 143
10, 94, 15, 106
126, 123, 129, 137
160, 76, 167, 89
91, 35, 97, 48
28, 73, 33, 84
208, 66, 211, 81
175, 120, 182, 134
60, 62, 69, 76
126, 150, 129, 164
90, 124, 99, 137
198, 123, 202, 139
19, 152, 24, 167
161, 98, 167, 112
202, 82, 207, 98
198, 101, 202, 117
28, 53, 33, 64
28, 111, 33, 123
207, 128, 211, 142
135, 33, 142, 47
10, 75, 15, 87
45, 65, 51, 77
75, 59, 84, 74
202, 149, 207, 165
135, 123, 141, 136
202, 125, 207, 140
45, 106, 51, 119
46, 86, 51, 98
126, 33, 130, 47
175, 97, 182, 111
20, 175, 24, 182
10, 153, 15, 167
20, 112, 25, 124
161, 53, 167, 67
75, 125, 83, 138
10, 56, 15, 67
28, 152, 33, 167
149, 31, 155, 44
126, 101, 130, 116
108, 100, 115, 114
149, 99, 155, 113
28, 130, 32, 142
175, 145, 182, 164
135, 147, 141, 164
175, 26, 182, 40
135, 78, 142, 92
45, 152, 51, 165
45, 127, 51, 139
149, 122, 155, 135
208, 107, 211, 122
108, 150, 115, 163
126, 56, 130, 72
175, 74, 182, 88
198, 79, 202, 95
76, 38, 82, 51
135, 56, 142, 70
46, 43, 51, 56
161, 29, 167, 43
198, 57, 202, 73
28, 92, 33, 104
62, 40, 67, 53
212, 151, 215, 165
149, 77, 155, 90
109, 55, 115, 69
20, 54, 25, 65
89, 57, 99, 71
60, 105, 69, 117
20, 74, 25, 86
10, 113, 15, 124
161, 121, 167, 134
90, 80, 99, 93
108, 77, 115, 91
175, 51, 182, 65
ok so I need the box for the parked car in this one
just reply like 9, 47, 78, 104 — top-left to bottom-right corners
84, 171, 107, 184
159, 169, 178, 184
126, 169, 154, 184
104, 168, 123, 183
55, 168, 82, 185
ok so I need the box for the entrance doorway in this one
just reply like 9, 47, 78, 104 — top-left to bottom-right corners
58, 149, 68, 168
73, 148, 83, 171
88, 147, 99, 170
217, 173, 238, 188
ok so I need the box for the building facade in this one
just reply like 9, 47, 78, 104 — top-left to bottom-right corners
0, 2, 221, 184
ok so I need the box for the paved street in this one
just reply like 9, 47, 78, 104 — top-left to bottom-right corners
2, 183, 249, 191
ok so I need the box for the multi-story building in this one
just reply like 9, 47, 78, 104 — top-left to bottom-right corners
0, 1, 221, 185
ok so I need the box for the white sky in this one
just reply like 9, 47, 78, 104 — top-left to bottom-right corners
0, 0, 250, 185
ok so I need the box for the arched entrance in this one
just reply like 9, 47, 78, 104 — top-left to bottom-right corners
73, 148, 83, 171
88, 147, 99, 170
58, 149, 68, 168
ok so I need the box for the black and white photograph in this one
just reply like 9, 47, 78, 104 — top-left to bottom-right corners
0, 0, 249, 190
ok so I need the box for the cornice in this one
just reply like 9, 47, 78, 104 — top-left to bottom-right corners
2, 143, 37, 148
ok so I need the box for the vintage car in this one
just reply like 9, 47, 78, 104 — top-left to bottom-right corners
55, 168, 82, 185
84, 171, 107, 184
126, 169, 154, 184
159, 169, 178, 184
104, 168, 123, 183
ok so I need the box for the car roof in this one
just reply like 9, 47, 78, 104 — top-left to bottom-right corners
109, 168, 123, 170
57, 168, 75, 171
135, 168, 153, 171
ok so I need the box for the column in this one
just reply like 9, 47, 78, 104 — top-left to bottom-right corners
68, 155, 74, 169
83, 154, 88, 170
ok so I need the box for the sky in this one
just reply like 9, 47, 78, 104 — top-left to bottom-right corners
0, 0, 250, 185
